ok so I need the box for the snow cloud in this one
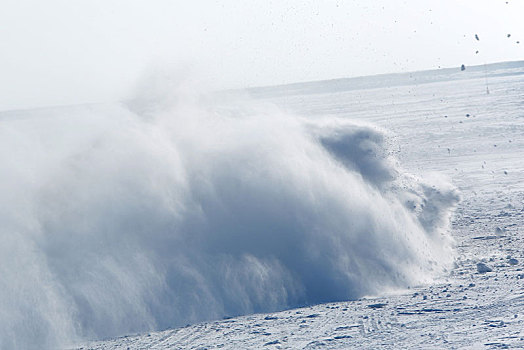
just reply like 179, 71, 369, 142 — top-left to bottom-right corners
0, 77, 459, 348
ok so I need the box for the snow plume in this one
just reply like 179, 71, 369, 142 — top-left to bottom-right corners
0, 79, 459, 348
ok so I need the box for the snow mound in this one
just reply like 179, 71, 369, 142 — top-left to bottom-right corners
0, 84, 459, 348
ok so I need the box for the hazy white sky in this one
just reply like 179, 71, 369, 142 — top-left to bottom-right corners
1, 0, 522, 110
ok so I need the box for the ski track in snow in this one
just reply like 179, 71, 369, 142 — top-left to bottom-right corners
75, 64, 524, 349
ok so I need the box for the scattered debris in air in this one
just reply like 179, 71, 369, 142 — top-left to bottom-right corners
476, 50, 479, 54
507, 34, 511, 38
475, 34, 480, 41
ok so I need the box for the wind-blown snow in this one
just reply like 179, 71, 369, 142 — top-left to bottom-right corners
0, 80, 459, 349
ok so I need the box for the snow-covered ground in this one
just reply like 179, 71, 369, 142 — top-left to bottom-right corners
1, 62, 521, 349
72, 62, 524, 349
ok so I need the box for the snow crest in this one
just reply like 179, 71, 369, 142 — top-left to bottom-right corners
0, 84, 459, 348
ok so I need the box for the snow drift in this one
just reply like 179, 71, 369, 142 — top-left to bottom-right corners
0, 82, 459, 349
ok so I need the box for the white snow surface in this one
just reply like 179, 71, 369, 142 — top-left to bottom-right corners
72, 62, 524, 349
1, 61, 523, 349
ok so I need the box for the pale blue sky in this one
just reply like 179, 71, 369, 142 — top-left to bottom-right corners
1, 0, 522, 110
